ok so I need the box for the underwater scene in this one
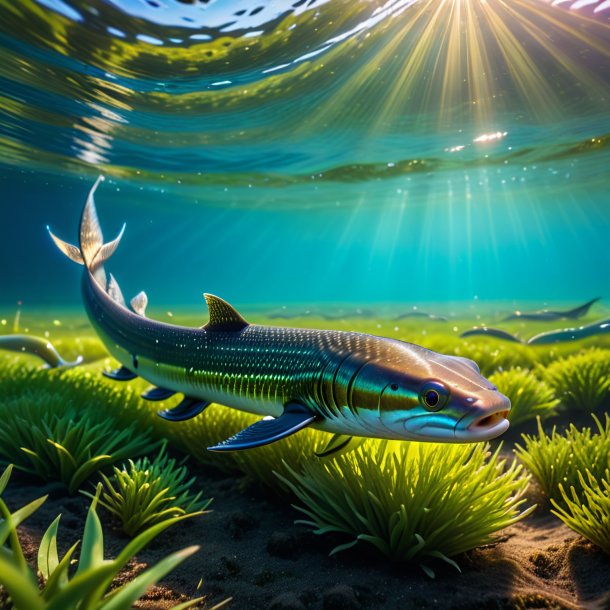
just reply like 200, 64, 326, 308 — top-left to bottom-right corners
1, 0, 610, 608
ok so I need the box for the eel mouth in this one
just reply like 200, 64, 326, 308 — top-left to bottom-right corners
470, 410, 510, 430
463, 408, 510, 440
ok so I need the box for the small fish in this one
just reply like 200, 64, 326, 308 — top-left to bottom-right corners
503, 298, 600, 322
460, 327, 524, 343
48, 177, 511, 455
0, 334, 83, 368
528, 317, 610, 345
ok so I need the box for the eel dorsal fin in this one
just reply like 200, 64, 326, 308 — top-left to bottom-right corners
130, 291, 148, 317
204, 293, 249, 332
107, 273, 126, 307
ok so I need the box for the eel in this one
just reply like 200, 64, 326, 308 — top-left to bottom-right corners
460, 327, 524, 343
0, 334, 83, 368
527, 317, 610, 345
460, 318, 610, 345
502, 298, 600, 322
47, 177, 511, 455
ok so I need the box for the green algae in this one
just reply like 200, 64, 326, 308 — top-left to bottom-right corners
86, 442, 212, 537
489, 367, 559, 427
0, 465, 204, 609
276, 440, 534, 576
551, 468, 610, 555
515, 415, 610, 506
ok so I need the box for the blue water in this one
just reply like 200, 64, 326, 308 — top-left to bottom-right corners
1, 0, 609, 312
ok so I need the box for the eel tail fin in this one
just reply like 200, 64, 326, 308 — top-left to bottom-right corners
565, 297, 601, 319
47, 175, 125, 289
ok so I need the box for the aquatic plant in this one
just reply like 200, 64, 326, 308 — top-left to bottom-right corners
232, 425, 326, 491
86, 443, 212, 537
0, 466, 203, 609
514, 415, 610, 503
0, 360, 161, 495
551, 469, 610, 554
277, 440, 534, 577
0, 397, 158, 494
488, 367, 559, 427
538, 349, 610, 413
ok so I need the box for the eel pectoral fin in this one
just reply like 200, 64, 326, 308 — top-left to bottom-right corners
207, 403, 316, 452
102, 365, 137, 381
315, 433, 366, 458
157, 397, 210, 422
141, 386, 176, 401
203, 294, 249, 332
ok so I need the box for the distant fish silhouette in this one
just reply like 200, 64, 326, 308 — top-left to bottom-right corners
503, 298, 600, 322
395, 312, 448, 322
0, 334, 83, 368
461, 316, 610, 345
460, 327, 524, 343
528, 317, 610, 345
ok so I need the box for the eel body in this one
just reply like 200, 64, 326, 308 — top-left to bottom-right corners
0, 334, 83, 368
48, 177, 511, 454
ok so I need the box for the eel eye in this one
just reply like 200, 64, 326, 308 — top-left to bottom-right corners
391, 383, 399, 391
424, 389, 439, 408
420, 381, 449, 412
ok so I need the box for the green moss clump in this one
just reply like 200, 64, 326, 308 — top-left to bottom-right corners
489, 367, 559, 427
551, 469, 610, 554
538, 349, 610, 413
0, 365, 158, 494
277, 440, 534, 577
0, 396, 158, 494
232, 426, 327, 490
88, 443, 212, 537
514, 415, 610, 504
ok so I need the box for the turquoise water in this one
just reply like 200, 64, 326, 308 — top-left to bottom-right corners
1, 0, 609, 312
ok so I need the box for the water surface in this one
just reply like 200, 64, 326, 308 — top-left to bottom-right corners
1, 0, 609, 310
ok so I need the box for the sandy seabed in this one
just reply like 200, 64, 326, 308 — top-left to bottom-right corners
3, 457, 610, 610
